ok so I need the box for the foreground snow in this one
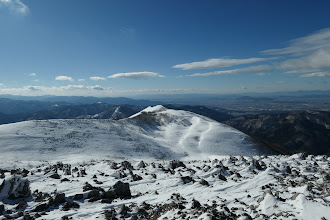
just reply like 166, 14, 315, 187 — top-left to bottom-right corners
0, 154, 329, 219
0, 106, 271, 162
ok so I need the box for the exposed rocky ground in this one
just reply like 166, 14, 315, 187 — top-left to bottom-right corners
1, 154, 329, 219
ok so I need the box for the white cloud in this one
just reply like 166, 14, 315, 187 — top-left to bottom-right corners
29, 73, 37, 77
280, 48, 330, 73
90, 76, 106, 81
0, 0, 29, 14
260, 28, 330, 74
262, 28, 330, 56
187, 65, 273, 77
55, 75, 74, 82
300, 72, 330, 78
0, 83, 4, 87
173, 57, 275, 70
78, 79, 86, 82
108, 71, 165, 79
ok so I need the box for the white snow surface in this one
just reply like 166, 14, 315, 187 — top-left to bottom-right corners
0, 105, 263, 162
0, 154, 329, 219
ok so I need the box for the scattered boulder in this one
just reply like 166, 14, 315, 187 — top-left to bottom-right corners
49, 173, 60, 179
170, 160, 186, 169
181, 176, 194, 184
62, 202, 80, 211
136, 161, 146, 169
103, 181, 131, 200
73, 194, 84, 200
54, 193, 66, 205
1, 175, 31, 200
87, 190, 100, 199
0, 204, 4, 215
200, 179, 209, 186
131, 174, 143, 181
34, 203, 49, 212
192, 199, 201, 209
121, 161, 133, 170
252, 159, 262, 170
16, 200, 27, 210
286, 166, 292, 174
218, 174, 227, 181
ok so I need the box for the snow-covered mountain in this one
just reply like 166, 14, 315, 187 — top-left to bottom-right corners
0, 105, 272, 162
0, 106, 329, 219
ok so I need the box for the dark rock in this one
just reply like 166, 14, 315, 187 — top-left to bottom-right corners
170, 160, 186, 169
137, 161, 146, 169
181, 176, 194, 184
192, 199, 201, 209
218, 174, 227, 181
252, 159, 262, 170
49, 173, 60, 179
34, 203, 49, 212
73, 193, 84, 200
0, 179, 5, 193
23, 214, 34, 220
110, 162, 119, 169
104, 209, 117, 220
61, 178, 70, 182
62, 202, 80, 211
286, 166, 292, 174
132, 174, 143, 181
111, 181, 131, 199
200, 179, 209, 186
54, 193, 66, 205
16, 200, 27, 210
0, 204, 4, 215
88, 197, 100, 202
101, 198, 113, 203
87, 190, 100, 199
121, 161, 133, 170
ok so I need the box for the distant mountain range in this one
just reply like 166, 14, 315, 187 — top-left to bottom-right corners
225, 110, 330, 155
0, 96, 329, 155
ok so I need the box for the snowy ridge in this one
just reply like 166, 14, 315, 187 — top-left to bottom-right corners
0, 106, 270, 162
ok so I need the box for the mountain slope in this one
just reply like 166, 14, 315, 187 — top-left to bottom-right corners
225, 110, 330, 155
0, 106, 273, 161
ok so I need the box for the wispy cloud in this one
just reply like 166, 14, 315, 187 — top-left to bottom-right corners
280, 48, 330, 73
299, 72, 330, 78
90, 76, 106, 81
0, 0, 29, 14
108, 71, 165, 79
78, 79, 86, 82
0, 84, 110, 96
173, 57, 275, 70
186, 65, 273, 77
0, 83, 4, 87
55, 75, 74, 82
262, 28, 330, 56
261, 28, 330, 75
29, 73, 37, 77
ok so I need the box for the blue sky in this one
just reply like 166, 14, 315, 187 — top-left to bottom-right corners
0, 0, 330, 97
